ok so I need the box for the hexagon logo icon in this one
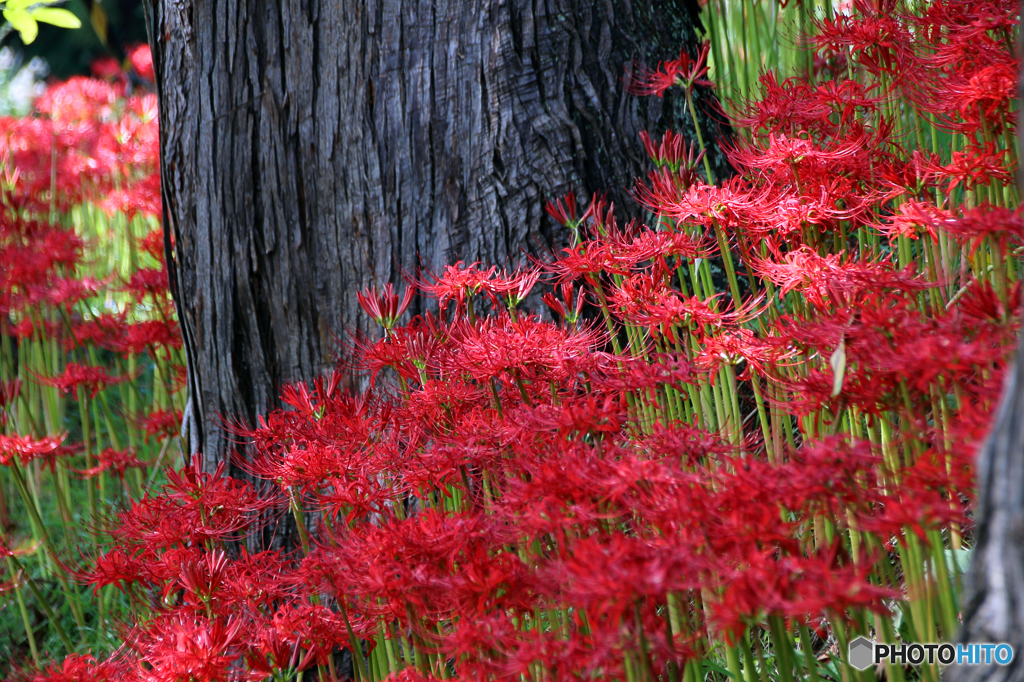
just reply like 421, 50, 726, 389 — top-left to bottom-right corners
849, 636, 875, 671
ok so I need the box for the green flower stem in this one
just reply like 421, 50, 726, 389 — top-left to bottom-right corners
894, 534, 934, 649
750, 371, 775, 465
724, 642, 744, 682
91, 396, 108, 507
740, 629, 759, 682
590, 278, 623, 356
795, 620, 822, 682
768, 616, 795, 682
6, 549, 74, 653
5, 554, 40, 665
724, 363, 743, 447
829, 617, 869, 682
7, 462, 85, 629
340, 603, 371, 682
925, 528, 960, 640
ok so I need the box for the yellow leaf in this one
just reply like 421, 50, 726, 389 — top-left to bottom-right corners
4, 9, 39, 44
4, 0, 37, 12
30, 6, 81, 29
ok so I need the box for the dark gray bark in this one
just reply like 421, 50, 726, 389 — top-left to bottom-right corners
146, 0, 731, 465
950, 340, 1024, 681
948, 5, 1024, 680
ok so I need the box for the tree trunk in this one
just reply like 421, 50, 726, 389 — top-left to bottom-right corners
951, 337, 1024, 681
146, 0, 730, 466
948, 5, 1024, 680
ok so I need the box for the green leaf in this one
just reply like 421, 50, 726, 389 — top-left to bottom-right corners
830, 338, 846, 398
947, 547, 972, 573
701, 660, 737, 680
29, 6, 81, 28
925, 548, 973, 583
4, 8, 39, 44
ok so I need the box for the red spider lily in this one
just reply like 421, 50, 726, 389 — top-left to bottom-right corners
543, 281, 587, 326
76, 446, 150, 479
138, 228, 170, 260
137, 409, 183, 442
626, 42, 713, 96
358, 282, 415, 329
855, 450, 973, 540
242, 622, 322, 677
639, 129, 706, 174
525, 393, 626, 440
489, 267, 542, 308
900, 0, 1018, 133
443, 313, 602, 385
43, 276, 106, 309
1, 220, 86, 315
0, 536, 35, 561
549, 535, 703, 624
420, 261, 499, 312
130, 45, 156, 82
279, 381, 318, 417
750, 247, 927, 310
732, 73, 884, 136
10, 319, 33, 338
108, 454, 275, 548
122, 266, 170, 301
938, 204, 1024, 257
125, 319, 184, 354
544, 191, 580, 230
957, 278, 1022, 326
134, 614, 244, 682
358, 325, 425, 385
642, 420, 732, 466
727, 127, 889, 177
547, 242, 619, 285
0, 378, 21, 410
34, 362, 128, 399
813, 0, 914, 77
580, 194, 623, 239
36, 78, 120, 123
610, 224, 712, 268
928, 142, 1013, 194
696, 328, 790, 376
68, 312, 130, 352
944, 62, 1017, 123
0, 433, 65, 467
77, 547, 155, 593
23, 653, 125, 682
91, 55, 122, 80
102, 173, 162, 221
612, 270, 766, 341
710, 546, 895, 645
170, 363, 188, 393
877, 198, 944, 243
634, 175, 755, 229
178, 549, 231, 606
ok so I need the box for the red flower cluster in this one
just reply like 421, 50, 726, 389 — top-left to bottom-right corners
9, 1, 1022, 679
0, 48, 190, 677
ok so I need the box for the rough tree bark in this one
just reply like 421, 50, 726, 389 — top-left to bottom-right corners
145, 0, 731, 466
948, 5, 1024, 680
951, 339, 1024, 682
